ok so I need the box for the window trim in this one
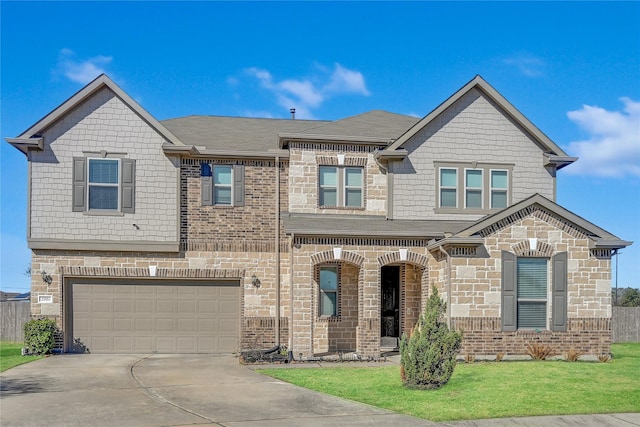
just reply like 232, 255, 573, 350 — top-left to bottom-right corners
516, 257, 548, 330
490, 169, 509, 209
87, 157, 121, 212
318, 165, 364, 209
464, 168, 483, 209
435, 162, 512, 214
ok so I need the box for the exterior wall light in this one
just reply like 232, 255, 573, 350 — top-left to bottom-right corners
251, 274, 261, 288
41, 270, 52, 285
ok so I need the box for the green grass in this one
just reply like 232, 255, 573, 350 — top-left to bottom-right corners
258, 343, 640, 422
0, 342, 43, 372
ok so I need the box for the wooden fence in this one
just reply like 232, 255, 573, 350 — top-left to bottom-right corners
0, 301, 31, 342
613, 307, 640, 343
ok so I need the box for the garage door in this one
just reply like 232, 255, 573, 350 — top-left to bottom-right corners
70, 280, 240, 354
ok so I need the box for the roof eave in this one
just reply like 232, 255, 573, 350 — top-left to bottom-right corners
5, 137, 44, 155
163, 144, 290, 159
426, 236, 485, 251
374, 149, 408, 161
591, 239, 633, 250
544, 154, 578, 170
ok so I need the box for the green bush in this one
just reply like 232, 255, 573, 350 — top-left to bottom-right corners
399, 286, 462, 389
23, 318, 58, 355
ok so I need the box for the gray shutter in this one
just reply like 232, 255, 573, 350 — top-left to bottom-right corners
201, 163, 212, 206
233, 164, 245, 207
551, 252, 568, 332
72, 157, 87, 212
501, 251, 517, 331
121, 159, 136, 214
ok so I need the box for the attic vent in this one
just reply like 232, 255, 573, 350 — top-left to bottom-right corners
290, 108, 296, 119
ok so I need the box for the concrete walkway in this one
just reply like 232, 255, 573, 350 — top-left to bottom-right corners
1, 354, 638, 427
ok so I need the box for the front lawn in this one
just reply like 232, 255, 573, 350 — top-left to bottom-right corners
258, 343, 640, 422
0, 342, 43, 372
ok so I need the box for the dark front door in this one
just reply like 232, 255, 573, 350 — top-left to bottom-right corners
381, 266, 400, 337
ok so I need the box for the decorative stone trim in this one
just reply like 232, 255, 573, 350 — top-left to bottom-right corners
478, 205, 589, 239
512, 240, 554, 257
294, 237, 428, 247
59, 266, 243, 279
449, 247, 478, 257
310, 250, 364, 267
316, 156, 368, 167
290, 142, 379, 153
591, 249, 614, 260
377, 250, 428, 268
181, 239, 288, 253
181, 158, 276, 167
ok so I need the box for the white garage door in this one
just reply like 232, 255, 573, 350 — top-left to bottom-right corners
70, 280, 240, 354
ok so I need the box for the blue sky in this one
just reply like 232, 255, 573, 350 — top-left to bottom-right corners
1, 1, 639, 293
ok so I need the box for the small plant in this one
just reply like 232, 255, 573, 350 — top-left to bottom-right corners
598, 354, 611, 363
23, 318, 58, 355
564, 347, 583, 362
464, 354, 475, 363
399, 286, 462, 390
525, 342, 555, 360
495, 352, 505, 362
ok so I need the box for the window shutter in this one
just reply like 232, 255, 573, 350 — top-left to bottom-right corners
72, 157, 87, 212
551, 252, 568, 332
233, 164, 245, 207
501, 251, 517, 331
201, 163, 212, 206
121, 159, 136, 214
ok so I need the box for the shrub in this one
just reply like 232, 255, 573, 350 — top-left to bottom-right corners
399, 286, 462, 389
564, 347, 583, 362
525, 342, 555, 360
23, 318, 58, 355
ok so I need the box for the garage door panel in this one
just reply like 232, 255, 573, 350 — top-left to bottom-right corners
72, 281, 239, 354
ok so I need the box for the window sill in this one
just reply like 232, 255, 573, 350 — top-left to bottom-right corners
434, 207, 505, 215
82, 210, 125, 217
319, 206, 365, 211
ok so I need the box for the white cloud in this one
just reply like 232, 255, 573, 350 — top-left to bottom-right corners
55, 49, 113, 84
242, 63, 370, 119
565, 97, 640, 178
503, 53, 546, 77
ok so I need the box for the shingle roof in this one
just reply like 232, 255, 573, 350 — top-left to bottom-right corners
282, 212, 474, 238
161, 116, 327, 152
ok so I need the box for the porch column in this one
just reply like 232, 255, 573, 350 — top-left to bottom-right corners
357, 259, 380, 357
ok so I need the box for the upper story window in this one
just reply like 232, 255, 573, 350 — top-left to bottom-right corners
88, 158, 120, 210
319, 166, 363, 208
213, 165, 233, 205
201, 163, 245, 207
436, 162, 511, 214
72, 156, 135, 214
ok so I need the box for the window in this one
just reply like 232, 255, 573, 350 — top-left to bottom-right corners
501, 251, 567, 332
440, 168, 457, 208
318, 166, 363, 208
436, 163, 511, 213
319, 266, 339, 316
465, 169, 483, 209
88, 158, 119, 210
200, 163, 245, 207
213, 165, 233, 205
516, 258, 547, 329
490, 170, 508, 209
72, 157, 135, 213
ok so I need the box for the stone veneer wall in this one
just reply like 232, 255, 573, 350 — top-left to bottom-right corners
290, 238, 430, 357
288, 144, 387, 215
430, 206, 613, 357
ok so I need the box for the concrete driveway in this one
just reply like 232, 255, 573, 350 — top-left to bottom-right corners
0, 354, 434, 427
2, 354, 638, 427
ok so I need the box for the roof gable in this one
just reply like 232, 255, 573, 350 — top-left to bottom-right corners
384, 75, 573, 160
7, 74, 183, 153
456, 193, 631, 249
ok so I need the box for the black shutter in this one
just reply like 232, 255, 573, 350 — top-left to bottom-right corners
72, 157, 87, 212
502, 251, 517, 331
551, 252, 568, 332
233, 164, 245, 207
201, 163, 212, 206
121, 159, 135, 213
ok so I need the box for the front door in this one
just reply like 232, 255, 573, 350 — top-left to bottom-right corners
381, 266, 400, 338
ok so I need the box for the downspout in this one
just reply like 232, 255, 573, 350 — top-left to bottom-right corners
438, 246, 452, 328
275, 156, 281, 346
289, 233, 295, 354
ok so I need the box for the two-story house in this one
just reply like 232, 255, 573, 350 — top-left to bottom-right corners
7, 74, 630, 358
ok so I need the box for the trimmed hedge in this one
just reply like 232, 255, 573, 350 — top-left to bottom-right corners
23, 318, 58, 355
